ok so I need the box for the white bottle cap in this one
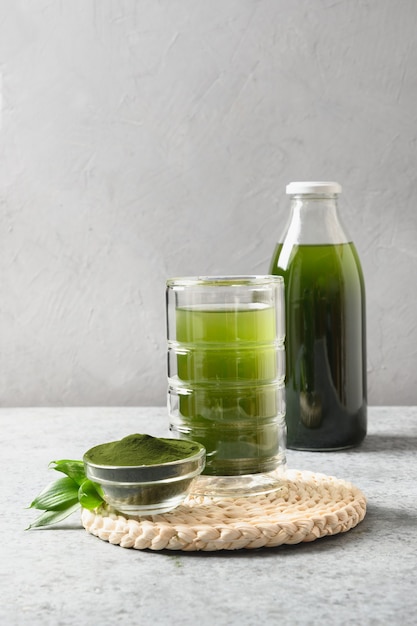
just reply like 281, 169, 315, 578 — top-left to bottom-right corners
286, 181, 342, 195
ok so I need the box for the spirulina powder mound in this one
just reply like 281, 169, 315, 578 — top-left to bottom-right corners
85, 433, 202, 466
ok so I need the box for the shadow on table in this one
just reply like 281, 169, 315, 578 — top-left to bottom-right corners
357, 433, 417, 453
362, 503, 416, 528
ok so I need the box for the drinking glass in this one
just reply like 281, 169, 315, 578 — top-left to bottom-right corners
166, 275, 286, 496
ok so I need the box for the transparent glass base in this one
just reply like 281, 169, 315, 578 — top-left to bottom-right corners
110, 494, 187, 517
190, 466, 286, 498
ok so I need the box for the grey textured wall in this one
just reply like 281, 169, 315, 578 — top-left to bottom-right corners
1, 1, 416, 407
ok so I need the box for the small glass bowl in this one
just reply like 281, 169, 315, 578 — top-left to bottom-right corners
83, 444, 206, 516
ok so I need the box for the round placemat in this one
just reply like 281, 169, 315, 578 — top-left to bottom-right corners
81, 470, 366, 551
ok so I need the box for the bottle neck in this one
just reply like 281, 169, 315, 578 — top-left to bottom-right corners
282, 193, 350, 245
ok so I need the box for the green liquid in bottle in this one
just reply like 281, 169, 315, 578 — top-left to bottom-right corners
270, 242, 367, 450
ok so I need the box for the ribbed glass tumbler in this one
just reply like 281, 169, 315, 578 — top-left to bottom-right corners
166, 275, 286, 497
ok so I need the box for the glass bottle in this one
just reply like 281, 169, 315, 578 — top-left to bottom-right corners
269, 181, 367, 450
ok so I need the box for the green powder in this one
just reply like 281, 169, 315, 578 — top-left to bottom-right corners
85, 433, 202, 467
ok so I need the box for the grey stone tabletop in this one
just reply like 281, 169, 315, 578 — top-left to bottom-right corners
1, 406, 416, 626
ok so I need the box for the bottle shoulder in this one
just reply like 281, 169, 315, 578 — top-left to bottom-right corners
270, 242, 363, 276
280, 200, 350, 245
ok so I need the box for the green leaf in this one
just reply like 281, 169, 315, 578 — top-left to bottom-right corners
26, 502, 81, 530
78, 479, 104, 511
28, 457, 105, 529
29, 476, 79, 511
49, 459, 86, 486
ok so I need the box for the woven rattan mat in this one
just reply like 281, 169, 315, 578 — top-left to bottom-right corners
81, 470, 366, 551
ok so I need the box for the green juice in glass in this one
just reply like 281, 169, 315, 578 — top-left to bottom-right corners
174, 303, 282, 476
270, 242, 367, 450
